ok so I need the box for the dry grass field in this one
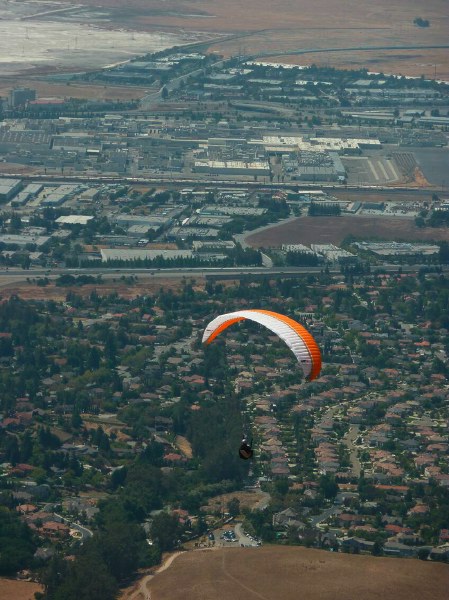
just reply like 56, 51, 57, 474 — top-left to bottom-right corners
245, 216, 449, 248
0, 79, 152, 101
0, 276, 203, 302
68, 0, 449, 79
204, 490, 267, 513
0, 579, 43, 600
149, 546, 449, 600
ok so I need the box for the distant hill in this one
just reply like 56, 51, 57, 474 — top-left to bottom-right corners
148, 546, 449, 600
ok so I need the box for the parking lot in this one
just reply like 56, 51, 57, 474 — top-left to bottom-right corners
342, 155, 400, 185
212, 523, 262, 548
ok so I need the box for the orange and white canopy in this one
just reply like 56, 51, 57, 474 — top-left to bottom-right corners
202, 309, 321, 381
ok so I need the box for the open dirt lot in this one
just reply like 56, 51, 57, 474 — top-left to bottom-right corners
245, 216, 449, 248
0, 579, 43, 600
205, 490, 267, 513
0, 79, 152, 101
1, 1, 447, 81
0, 276, 203, 302
176, 435, 193, 458
70, 0, 449, 79
149, 546, 449, 600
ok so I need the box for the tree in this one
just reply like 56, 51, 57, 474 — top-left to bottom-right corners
97, 522, 144, 582
319, 474, 338, 500
417, 548, 430, 560
39, 553, 70, 599
150, 513, 181, 551
53, 544, 117, 600
439, 242, 449, 264
71, 411, 82, 430
0, 507, 36, 575
227, 498, 240, 517
413, 17, 430, 28
371, 540, 383, 556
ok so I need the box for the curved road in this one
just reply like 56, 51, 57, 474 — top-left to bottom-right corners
253, 43, 449, 60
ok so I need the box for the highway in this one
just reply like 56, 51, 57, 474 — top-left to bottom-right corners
0, 264, 445, 284
252, 43, 449, 61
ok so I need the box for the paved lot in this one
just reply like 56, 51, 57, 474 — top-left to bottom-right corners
343, 156, 399, 185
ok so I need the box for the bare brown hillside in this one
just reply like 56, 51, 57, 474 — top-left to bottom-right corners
149, 546, 449, 600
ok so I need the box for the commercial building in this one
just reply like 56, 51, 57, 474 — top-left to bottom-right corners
100, 249, 193, 262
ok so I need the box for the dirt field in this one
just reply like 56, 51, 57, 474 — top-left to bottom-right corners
149, 546, 449, 600
0, 276, 203, 302
269, 48, 449, 81
68, 0, 449, 79
0, 79, 152, 101
205, 490, 268, 513
0, 579, 43, 600
245, 216, 449, 248
176, 435, 193, 458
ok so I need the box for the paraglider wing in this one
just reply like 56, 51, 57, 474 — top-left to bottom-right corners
202, 309, 321, 381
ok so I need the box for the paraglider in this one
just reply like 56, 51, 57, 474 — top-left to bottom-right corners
202, 309, 321, 381
202, 309, 322, 459
239, 435, 254, 460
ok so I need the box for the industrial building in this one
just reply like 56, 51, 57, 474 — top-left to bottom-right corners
262, 135, 381, 154
189, 214, 232, 227
79, 188, 101, 202
200, 205, 266, 217
282, 244, 316, 254
194, 160, 270, 176
283, 152, 346, 182
311, 244, 356, 263
354, 241, 440, 257
111, 214, 173, 230
0, 233, 50, 249
167, 226, 219, 240
55, 216, 94, 226
9, 88, 36, 108
0, 179, 22, 203
11, 183, 45, 207
11, 191, 32, 207
41, 185, 79, 207
192, 240, 235, 252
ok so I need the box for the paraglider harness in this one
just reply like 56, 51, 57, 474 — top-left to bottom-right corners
239, 436, 253, 460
